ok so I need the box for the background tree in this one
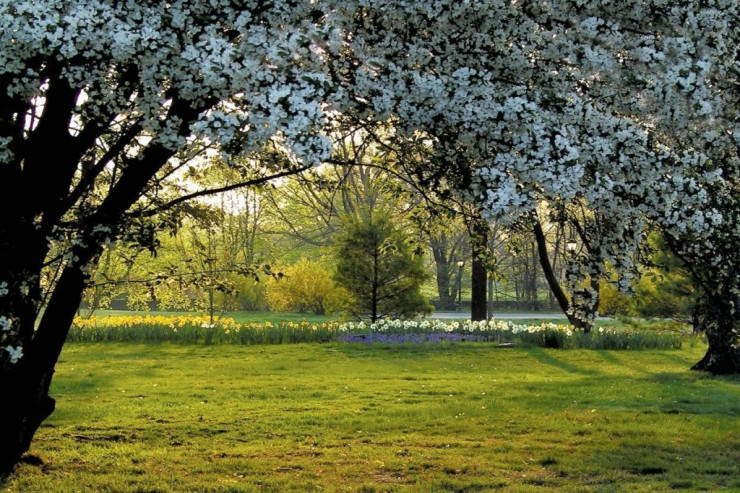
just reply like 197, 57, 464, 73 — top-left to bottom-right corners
79, 184, 272, 317
261, 128, 418, 261
423, 217, 468, 311
632, 235, 697, 323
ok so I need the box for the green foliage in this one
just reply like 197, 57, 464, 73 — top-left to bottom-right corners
632, 235, 697, 319
232, 276, 268, 311
598, 279, 631, 316
633, 270, 696, 319
333, 214, 432, 321
266, 258, 349, 315
5, 344, 738, 492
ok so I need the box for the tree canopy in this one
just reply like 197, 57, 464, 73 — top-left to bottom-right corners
0, 0, 738, 473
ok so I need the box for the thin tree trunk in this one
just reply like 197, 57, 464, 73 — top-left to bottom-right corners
530, 240, 539, 311
371, 248, 379, 322
533, 220, 590, 331
487, 275, 494, 320
470, 217, 488, 321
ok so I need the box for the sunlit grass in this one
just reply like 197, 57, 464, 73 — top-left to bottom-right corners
4, 343, 738, 492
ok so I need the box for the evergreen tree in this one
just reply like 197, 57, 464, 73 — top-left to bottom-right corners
334, 215, 431, 321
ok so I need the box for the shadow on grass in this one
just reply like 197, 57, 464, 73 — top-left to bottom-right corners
588, 436, 740, 491
594, 349, 622, 366
657, 351, 701, 368
527, 348, 601, 375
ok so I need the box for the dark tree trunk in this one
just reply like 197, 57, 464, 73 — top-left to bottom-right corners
470, 217, 488, 321
691, 290, 740, 374
533, 220, 591, 331
487, 275, 494, 319
661, 232, 739, 375
432, 246, 454, 309
0, 366, 56, 474
0, 243, 98, 474
371, 248, 379, 322
0, 97, 201, 473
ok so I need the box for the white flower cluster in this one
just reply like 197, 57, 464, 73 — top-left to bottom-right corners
337, 0, 738, 293
338, 319, 575, 337
4, 345, 23, 364
0, 309, 22, 365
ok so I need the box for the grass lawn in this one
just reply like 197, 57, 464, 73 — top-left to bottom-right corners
3, 343, 738, 492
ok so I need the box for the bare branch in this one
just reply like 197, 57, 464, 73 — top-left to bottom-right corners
128, 165, 312, 218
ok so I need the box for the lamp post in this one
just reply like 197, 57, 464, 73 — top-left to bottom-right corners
566, 237, 577, 254
456, 259, 465, 311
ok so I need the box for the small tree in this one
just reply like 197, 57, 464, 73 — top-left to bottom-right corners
334, 215, 431, 322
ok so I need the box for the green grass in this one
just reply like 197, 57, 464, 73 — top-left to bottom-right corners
4, 343, 738, 492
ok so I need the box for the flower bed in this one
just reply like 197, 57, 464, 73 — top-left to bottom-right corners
69, 315, 340, 345
336, 319, 684, 349
68, 315, 685, 349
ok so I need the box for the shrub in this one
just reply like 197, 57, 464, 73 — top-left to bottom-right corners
266, 258, 348, 315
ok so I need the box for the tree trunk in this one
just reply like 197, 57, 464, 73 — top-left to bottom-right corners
691, 291, 740, 374
430, 236, 457, 310
529, 240, 539, 311
487, 275, 494, 319
533, 220, 591, 331
432, 250, 454, 309
1, 245, 97, 473
0, 366, 56, 474
470, 217, 488, 321
371, 248, 379, 322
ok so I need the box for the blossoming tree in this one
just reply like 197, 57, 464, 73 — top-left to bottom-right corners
333, 0, 738, 371
0, 0, 347, 472
1, 0, 738, 474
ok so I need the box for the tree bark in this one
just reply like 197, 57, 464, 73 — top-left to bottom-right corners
431, 243, 454, 309
533, 220, 591, 331
1, 243, 98, 474
691, 290, 740, 374
0, 96, 206, 472
470, 216, 488, 321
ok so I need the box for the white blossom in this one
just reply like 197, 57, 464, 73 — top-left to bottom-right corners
4, 345, 24, 364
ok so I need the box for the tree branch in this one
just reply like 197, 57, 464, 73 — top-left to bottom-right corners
128, 165, 312, 218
